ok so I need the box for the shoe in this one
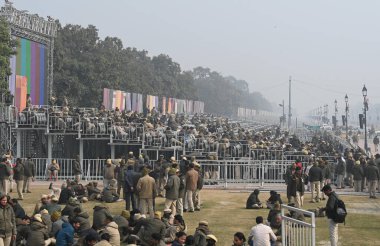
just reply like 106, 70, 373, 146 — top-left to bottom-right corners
9, 189, 12, 192
26, 191, 32, 193
195, 208, 201, 211
189, 210, 194, 213
22, 190, 25, 193
322, 198, 326, 200
373, 196, 378, 199
183, 209, 187, 213
48, 182, 53, 189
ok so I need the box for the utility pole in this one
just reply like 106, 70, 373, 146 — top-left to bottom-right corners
288, 76, 292, 129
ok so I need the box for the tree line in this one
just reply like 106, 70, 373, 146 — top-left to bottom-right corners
0, 19, 272, 115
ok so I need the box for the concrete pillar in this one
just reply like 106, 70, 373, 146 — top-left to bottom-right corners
16, 130, 21, 158
47, 135, 53, 164
79, 139, 84, 171
110, 144, 115, 160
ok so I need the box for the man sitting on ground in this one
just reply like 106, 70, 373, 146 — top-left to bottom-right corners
246, 189, 263, 209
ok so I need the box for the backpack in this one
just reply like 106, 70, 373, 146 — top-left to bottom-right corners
333, 198, 347, 224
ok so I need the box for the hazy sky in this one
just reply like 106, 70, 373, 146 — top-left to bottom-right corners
12, 0, 380, 115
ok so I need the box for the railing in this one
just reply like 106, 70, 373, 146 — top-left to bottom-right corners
48, 114, 80, 133
112, 123, 144, 143
281, 205, 316, 246
17, 110, 48, 128
0, 105, 17, 123
30, 158, 107, 181
199, 159, 294, 187
250, 149, 284, 160
79, 117, 112, 138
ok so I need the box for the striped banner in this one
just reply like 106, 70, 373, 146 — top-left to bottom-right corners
10, 37, 46, 105
15, 75, 27, 111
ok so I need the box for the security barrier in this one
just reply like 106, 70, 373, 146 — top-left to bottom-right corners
281, 204, 316, 246
200, 159, 294, 186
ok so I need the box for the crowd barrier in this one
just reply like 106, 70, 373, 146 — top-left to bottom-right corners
30, 158, 107, 181
200, 159, 294, 186
26, 155, 335, 184
281, 204, 316, 246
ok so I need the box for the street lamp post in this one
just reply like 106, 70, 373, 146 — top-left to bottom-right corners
279, 100, 285, 128
334, 99, 338, 129
362, 85, 368, 152
345, 94, 349, 141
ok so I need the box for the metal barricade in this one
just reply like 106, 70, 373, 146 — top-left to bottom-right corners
48, 114, 80, 133
17, 110, 48, 127
0, 105, 17, 123
281, 204, 316, 246
80, 118, 112, 138
112, 123, 144, 143
32, 158, 75, 180
250, 149, 284, 160
200, 159, 293, 186
84, 159, 106, 180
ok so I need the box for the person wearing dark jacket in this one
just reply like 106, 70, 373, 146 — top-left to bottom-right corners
266, 191, 282, 209
23, 157, 35, 193
56, 219, 80, 246
176, 171, 186, 216
365, 160, 380, 198
351, 160, 364, 192
58, 185, 75, 205
0, 157, 11, 195
102, 181, 119, 203
164, 168, 180, 216
26, 214, 49, 246
11, 198, 26, 220
41, 195, 61, 215
194, 163, 204, 211
61, 197, 81, 221
0, 194, 16, 245
288, 171, 305, 208
346, 154, 355, 188
193, 221, 210, 246
13, 158, 25, 200
124, 165, 140, 211
246, 189, 263, 209
321, 184, 339, 246
335, 157, 346, 189
320, 160, 331, 200
93, 204, 112, 230
284, 164, 293, 203
74, 207, 91, 237
73, 155, 82, 182
136, 215, 166, 246
308, 162, 323, 203
87, 182, 102, 201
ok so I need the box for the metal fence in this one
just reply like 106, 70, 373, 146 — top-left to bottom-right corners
281, 204, 316, 246
30, 158, 107, 181
200, 159, 294, 186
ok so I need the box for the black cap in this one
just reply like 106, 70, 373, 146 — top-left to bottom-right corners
321, 184, 332, 192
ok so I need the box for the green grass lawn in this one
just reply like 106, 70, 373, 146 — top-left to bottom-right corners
17, 185, 380, 246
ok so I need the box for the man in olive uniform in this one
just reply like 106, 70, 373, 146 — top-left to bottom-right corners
13, 158, 25, 200
116, 159, 128, 198
73, 155, 82, 182
23, 156, 35, 193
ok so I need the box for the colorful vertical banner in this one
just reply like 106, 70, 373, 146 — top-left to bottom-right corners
15, 75, 27, 111
162, 97, 166, 114
10, 37, 46, 106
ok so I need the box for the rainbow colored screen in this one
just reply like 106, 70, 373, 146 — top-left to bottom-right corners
9, 37, 47, 106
